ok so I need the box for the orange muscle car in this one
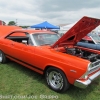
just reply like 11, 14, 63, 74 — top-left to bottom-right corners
0, 16, 100, 93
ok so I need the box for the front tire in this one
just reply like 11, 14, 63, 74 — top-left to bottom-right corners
0, 50, 7, 63
45, 67, 70, 93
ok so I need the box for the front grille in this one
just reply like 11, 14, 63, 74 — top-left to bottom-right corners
88, 60, 100, 74
92, 60, 100, 67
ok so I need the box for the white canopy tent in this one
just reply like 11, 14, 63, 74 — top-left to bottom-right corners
58, 22, 100, 36
58, 22, 76, 35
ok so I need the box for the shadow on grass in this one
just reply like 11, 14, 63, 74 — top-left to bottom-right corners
2, 61, 100, 100
5, 61, 46, 83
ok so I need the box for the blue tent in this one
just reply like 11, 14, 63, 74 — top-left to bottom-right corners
30, 21, 60, 29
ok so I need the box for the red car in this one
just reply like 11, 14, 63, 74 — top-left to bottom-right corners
0, 16, 100, 93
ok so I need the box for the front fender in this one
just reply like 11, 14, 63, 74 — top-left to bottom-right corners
44, 56, 89, 84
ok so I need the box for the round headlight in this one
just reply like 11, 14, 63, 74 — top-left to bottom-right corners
88, 63, 93, 71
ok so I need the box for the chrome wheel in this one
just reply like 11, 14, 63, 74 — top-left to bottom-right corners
46, 67, 70, 93
47, 71, 63, 89
0, 51, 3, 63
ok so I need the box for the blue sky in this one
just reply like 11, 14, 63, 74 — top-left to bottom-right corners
0, 0, 100, 26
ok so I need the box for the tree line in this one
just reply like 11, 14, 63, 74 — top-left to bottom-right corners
3, 21, 29, 28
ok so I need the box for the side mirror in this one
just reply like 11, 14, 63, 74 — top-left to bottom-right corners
22, 40, 27, 45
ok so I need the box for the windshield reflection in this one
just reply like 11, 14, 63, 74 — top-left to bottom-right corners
91, 34, 100, 44
32, 33, 59, 46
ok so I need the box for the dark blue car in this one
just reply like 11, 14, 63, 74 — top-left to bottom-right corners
77, 34, 100, 50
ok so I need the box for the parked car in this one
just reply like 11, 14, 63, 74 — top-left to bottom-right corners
77, 33, 100, 50
0, 16, 100, 93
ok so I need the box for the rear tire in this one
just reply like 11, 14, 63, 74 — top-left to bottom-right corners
0, 50, 7, 63
45, 67, 70, 93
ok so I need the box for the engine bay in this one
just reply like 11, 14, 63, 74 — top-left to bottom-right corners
64, 47, 100, 62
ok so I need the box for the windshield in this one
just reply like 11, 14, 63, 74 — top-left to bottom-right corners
32, 33, 59, 46
91, 34, 100, 44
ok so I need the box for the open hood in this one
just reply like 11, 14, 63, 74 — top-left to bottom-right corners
52, 16, 100, 48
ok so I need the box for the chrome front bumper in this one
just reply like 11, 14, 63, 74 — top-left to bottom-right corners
74, 70, 100, 88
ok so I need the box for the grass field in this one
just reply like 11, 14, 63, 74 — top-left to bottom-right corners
0, 61, 100, 100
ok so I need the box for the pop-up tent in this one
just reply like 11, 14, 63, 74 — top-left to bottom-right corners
58, 22, 77, 35
30, 21, 60, 29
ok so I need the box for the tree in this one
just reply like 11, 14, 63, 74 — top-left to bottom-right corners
8, 21, 16, 26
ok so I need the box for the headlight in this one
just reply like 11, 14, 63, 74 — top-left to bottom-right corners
79, 63, 92, 79
88, 63, 93, 71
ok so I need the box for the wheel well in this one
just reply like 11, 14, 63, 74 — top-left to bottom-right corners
43, 65, 67, 78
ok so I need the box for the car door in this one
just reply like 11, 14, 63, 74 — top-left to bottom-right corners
1, 31, 45, 73
2, 32, 43, 73
2, 31, 36, 64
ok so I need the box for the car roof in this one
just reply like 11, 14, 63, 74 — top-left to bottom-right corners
11, 29, 56, 34
0, 26, 22, 35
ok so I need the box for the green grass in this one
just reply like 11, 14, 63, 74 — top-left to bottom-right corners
0, 61, 100, 100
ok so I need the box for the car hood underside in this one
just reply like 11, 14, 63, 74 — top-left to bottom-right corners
52, 16, 100, 48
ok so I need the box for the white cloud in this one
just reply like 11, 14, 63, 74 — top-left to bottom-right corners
0, 0, 100, 26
